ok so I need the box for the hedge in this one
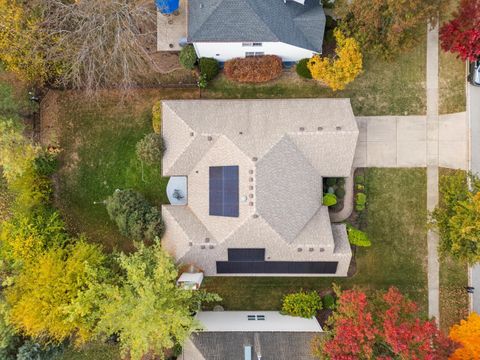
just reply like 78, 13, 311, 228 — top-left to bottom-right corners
335, 187, 346, 199
356, 192, 367, 206
224, 55, 282, 83
325, 177, 337, 187
152, 101, 161, 134
199, 57, 219, 81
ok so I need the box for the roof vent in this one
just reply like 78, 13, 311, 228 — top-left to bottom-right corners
249, 177, 254, 182
189, 241, 193, 246
299, 127, 305, 131
320, 248, 325, 252
249, 202, 254, 206
205, 237, 210, 243
249, 194, 254, 198
209, 245, 214, 249
317, 126, 323, 131
253, 214, 259, 218
309, 247, 314, 252
207, 136, 213, 141
190, 132, 194, 136
297, 247, 302, 252
249, 186, 254, 190
252, 157, 258, 161
336, 126, 342, 131
200, 245, 206, 249
249, 170, 254, 174
239, 131, 243, 135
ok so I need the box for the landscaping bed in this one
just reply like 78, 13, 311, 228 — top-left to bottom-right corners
204, 169, 428, 313
48, 88, 199, 252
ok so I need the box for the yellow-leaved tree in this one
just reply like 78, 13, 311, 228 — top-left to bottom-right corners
307, 29, 363, 91
449, 312, 480, 359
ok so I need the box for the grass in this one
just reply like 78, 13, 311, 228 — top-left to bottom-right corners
203, 39, 427, 116
204, 168, 428, 313
439, 0, 467, 114
438, 168, 469, 333
52, 88, 199, 251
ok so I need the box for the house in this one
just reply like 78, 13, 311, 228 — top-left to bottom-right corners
156, 0, 326, 62
188, 0, 326, 62
180, 311, 323, 360
161, 99, 359, 276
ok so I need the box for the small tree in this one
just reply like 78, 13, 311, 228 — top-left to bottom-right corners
281, 290, 322, 318
179, 44, 198, 70
308, 29, 363, 91
136, 133, 164, 166
199, 57, 219, 81
449, 312, 480, 359
440, 0, 480, 62
323, 193, 337, 207
105, 189, 164, 241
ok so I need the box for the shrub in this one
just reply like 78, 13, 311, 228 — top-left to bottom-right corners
16, 341, 64, 360
281, 291, 322, 318
296, 58, 312, 79
224, 55, 282, 83
199, 57, 219, 81
347, 224, 371, 247
105, 189, 164, 241
323, 193, 337, 207
356, 184, 365, 191
356, 203, 365, 212
179, 44, 197, 70
33, 152, 58, 177
356, 193, 367, 206
337, 178, 346, 186
136, 133, 164, 166
325, 178, 337, 187
152, 101, 161, 134
355, 175, 365, 185
322, 294, 336, 310
335, 187, 346, 199
197, 73, 208, 89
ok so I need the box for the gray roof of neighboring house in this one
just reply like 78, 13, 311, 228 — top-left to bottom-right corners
181, 332, 320, 360
187, 0, 326, 52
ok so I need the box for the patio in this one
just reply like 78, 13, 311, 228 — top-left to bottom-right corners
156, 0, 187, 51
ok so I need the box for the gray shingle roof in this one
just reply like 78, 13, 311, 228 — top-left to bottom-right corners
188, 0, 326, 52
182, 332, 320, 360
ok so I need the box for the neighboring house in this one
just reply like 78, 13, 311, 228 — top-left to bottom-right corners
156, 0, 326, 61
161, 99, 359, 276
180, 311, 323, 360
189, 0, 326, 62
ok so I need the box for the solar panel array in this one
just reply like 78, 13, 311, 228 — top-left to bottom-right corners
216, 260, 338, 274
209, 166, 239, 217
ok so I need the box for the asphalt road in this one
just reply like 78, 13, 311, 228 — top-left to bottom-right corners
468, 83, 480, 313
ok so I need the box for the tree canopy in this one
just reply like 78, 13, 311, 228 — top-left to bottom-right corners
315, 287, 456, 359
440, 0, 480, 62
335, 0, 450, 59
449, 312, 480, 359
93, 241, 216, 360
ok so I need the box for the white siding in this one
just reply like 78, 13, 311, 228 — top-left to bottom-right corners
193, 41, 318, 62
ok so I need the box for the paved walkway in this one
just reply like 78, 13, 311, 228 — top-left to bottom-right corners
467, 70, 480, 313
353, 113, 468, 169
426, 24, 440, 323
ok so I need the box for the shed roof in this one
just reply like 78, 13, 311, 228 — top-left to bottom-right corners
188, 0, 326, 52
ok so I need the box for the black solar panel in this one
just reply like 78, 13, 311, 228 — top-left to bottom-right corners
216, 261, 338, 274
228, 248, 265, 262
209, 166, 239, 217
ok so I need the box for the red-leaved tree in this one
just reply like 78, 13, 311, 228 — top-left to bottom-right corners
318, 287, 457, 360
439, 0, 480, 61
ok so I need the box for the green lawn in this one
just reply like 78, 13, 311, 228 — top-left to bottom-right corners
52, 89, 199, 251
204, 169, 428, 312
203, 39, 427, 116
438, 168, 469, 333
439, 0, 467, 115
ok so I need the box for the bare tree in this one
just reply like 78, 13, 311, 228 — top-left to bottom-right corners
42, 0, 160, 93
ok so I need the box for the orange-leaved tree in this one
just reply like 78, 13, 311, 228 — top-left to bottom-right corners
449, 312, 480, 360
307, 29, 362, 91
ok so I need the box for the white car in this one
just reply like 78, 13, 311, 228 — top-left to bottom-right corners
468, 58, 480, 87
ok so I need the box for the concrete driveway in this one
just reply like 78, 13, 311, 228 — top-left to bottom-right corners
354, 114, 468, 169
